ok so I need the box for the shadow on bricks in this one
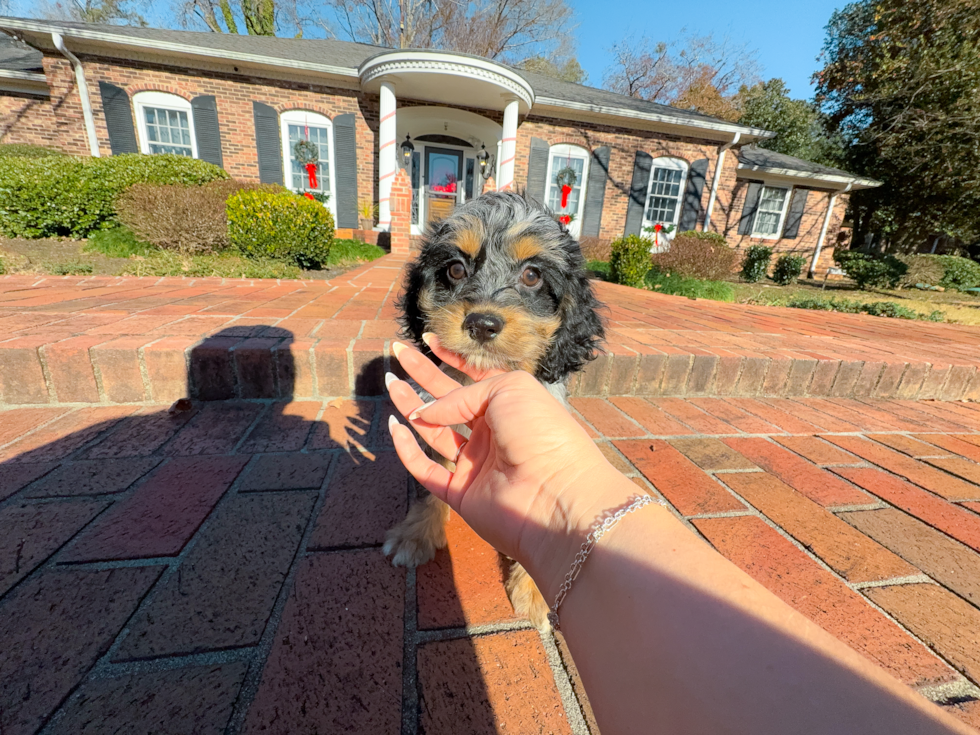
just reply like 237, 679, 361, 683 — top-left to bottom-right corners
0, 326, 517, 735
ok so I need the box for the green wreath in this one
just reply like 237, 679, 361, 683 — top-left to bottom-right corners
555, 166, 577, 189
293, 139, 319, 165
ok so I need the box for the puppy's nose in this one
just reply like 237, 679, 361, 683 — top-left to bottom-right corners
463, 312, 504, 344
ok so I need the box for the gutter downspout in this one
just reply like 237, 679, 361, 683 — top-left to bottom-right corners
702, 131, 739, 232
52, 33, 100, 157
809, 182, 852, 278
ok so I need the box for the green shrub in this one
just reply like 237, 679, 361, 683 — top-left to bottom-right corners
740, 245, 772, 282
772, 254, 806, 286
785, 295, 946, 321
834, 250, 908, 289
676, 229, 728, 247
84, 226, 156, 258
227, 188, 334, 269
0, 144, 67, 158
325, 238, 385, 267
646, 268, 735, 301
46, 261, 94, 275
586, 259, 611, 280
935, 255, 980, 291
0, 255, 5, 275
609, 234, 653, 288
0, 154, 228, 239
651, 232, 737, 280
117, 180, 267, 254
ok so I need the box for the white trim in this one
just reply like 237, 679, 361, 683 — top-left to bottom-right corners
750, 185, 790, 240
279, 109, 337, 221
641, 157, 689, 243
132, 90, 196, 157
544, 144, 590, 238
0, 68, 49, 96
737, 163, 879, 189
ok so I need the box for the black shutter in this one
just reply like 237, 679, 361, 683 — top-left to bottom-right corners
737, 182, 764, 235
252, 101, 282, 185
332, 113, 359, 229
581, 146, 610, 238
782, 188, 809, 238
191, 95, 223, 167
624, 150, 653, 237
678, 158, 709, 232
98, 82, 138, 155
525, 137, 549, 206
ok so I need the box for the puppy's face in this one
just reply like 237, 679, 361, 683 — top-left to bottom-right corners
399, 191, 604, 383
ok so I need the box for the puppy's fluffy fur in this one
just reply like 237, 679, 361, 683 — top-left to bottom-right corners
384, 190, 604, 629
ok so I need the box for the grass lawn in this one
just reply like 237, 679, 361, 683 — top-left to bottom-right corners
587, 260, 980, 325
0, 230, 385, 280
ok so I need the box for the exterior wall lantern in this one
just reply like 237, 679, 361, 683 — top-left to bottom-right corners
476, 143, 495, 180
400, 134, 415, 168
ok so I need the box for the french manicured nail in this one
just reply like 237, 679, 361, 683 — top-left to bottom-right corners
391, 341, 406, 359
384, 371, 398, 389
408, 400, 434, 421
388, 414, 399, 433
421, 332, 435, 346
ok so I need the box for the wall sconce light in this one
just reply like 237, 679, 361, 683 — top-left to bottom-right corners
476, 143, 495, 180
400, 134, 415, 167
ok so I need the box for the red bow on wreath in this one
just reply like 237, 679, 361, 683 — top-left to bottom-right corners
303, 192, 315, 201
654, 223, 662, 233
558, 214, 571, 226
305, 162, 318, 189
560, 184, 572, 209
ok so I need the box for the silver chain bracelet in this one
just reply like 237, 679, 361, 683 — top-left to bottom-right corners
548, 494, 664, 631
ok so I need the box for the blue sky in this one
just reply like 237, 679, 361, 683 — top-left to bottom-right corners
570, 0, 847, 99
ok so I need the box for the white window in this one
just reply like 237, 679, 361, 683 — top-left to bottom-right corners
642, 157, 689, 234
544, 144, 590, 238
133, 91, 196, 157
280, 110, 336, 216
752, 186, 790, 238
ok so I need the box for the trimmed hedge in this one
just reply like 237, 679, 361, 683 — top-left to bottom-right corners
0, 154, 228, 239
740, 245, 772, 282
834, 250, 908, 290
772, 254, 806, 285
228, 188, 334, 269
0, 144, 67, 158
609, 234, 653, 288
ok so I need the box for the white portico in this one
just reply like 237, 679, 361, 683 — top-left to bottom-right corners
358, 50, 534, 232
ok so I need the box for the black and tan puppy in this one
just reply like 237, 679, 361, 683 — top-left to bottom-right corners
384, 190, 605, 628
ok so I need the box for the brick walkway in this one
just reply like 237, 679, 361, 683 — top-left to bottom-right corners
2, 256, 980, 733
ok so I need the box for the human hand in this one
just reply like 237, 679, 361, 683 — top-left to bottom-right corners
387, 336, 635, 601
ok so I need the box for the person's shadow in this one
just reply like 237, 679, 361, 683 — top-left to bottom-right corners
0, 326, 513, 735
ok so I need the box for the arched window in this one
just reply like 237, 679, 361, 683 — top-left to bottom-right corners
133, 91, 196, 157
280, 110, 335, 215
544, 144, 590, 237
642, 157, 689, 233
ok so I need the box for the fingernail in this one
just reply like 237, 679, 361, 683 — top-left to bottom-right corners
384, 371, 398, 389
421, 332, 435, 346
391, 341, 406, 359
408, 400, 434, 421
388, 414, 399, 432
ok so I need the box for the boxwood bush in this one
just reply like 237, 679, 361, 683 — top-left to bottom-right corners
772, 254, 806, 285
0, 154, 228, 239
227, 188, 334, 269
609, 234, 653, 288
834, 250, 908, 290
936, 255, 980, 291
0, 144, 67, 158
740, 245, 772, 282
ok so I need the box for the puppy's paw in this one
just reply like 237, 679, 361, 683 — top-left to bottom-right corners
506, 563, 552, 632
382, 520, 447, 567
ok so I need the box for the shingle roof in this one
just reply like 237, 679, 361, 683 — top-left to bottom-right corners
0, 31, 43, 71
737, 145, 879, 187
0, 17, 769, 135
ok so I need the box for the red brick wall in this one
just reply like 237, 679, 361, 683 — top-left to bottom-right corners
725, 181, 850, 276
513, 115, 732, 241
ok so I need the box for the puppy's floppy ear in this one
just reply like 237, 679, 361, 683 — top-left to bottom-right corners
396, 256, 427, 346
536, 261, 605, 384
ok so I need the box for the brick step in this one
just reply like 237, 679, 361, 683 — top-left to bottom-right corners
2, 329, 979, 405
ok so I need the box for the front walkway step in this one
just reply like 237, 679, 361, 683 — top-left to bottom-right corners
2, 255, 979, 405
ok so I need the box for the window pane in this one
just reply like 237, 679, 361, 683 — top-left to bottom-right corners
753, 187, 787, 236
645, 167, 683, 224
288, 122, 331, 195
143, 106, 193, 156
547, 154, 585, 213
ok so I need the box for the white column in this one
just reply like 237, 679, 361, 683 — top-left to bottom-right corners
378, 81, 397, 229
809, 187, 845, 278
498, 98, 519, 191
703, 132, 738, 231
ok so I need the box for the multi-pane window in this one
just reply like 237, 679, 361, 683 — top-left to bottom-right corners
645, 167, 684, 224
545, 144, 589, 237
143, 108, 193, 156
287, 123, 330, 195
752, 186, 789, 237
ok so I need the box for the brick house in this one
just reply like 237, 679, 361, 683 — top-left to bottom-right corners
0, 19, 878, 274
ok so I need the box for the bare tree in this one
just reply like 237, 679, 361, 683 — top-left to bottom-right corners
37, 0, 148, 25
179, 0, 280, 34
604, 31, 761, 115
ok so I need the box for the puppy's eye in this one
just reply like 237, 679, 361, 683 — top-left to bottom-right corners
447, 262, 467, 281
520, 267, 541, 287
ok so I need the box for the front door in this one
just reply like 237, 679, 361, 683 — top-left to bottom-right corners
425, 147, 463, 225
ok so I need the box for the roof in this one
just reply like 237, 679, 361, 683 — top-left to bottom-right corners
0, 31, 43, 71
737, 144, 880, 189
0, 17, 773, 140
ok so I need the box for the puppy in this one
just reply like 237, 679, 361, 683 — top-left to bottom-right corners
384, 190, 604, 629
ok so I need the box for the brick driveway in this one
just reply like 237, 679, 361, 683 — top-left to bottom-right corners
2, 256, 980, 733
